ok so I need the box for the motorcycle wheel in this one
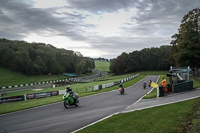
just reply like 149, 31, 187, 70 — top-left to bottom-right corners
64, 100, 70, 108
75, 99, 79, 106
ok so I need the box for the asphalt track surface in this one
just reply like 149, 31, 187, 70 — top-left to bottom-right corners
0, 75, 159, 133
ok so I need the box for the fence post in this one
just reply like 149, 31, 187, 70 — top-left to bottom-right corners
157, 87, 159, 97
24, 94, 27, 101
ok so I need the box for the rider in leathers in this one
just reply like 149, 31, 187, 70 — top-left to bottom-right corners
66, 86, 77, 102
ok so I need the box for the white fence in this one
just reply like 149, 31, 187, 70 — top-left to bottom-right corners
93, 73, 139, 91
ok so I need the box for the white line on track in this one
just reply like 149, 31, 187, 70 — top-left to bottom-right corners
0, 101, 63, 117
71, 112, 120, 133
122, 95, 200, 113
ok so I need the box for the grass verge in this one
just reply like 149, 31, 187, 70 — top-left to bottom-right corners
191, 76, 200, 88
0, 67, 67, 87
95, 61, 110, 71
77, 97, 200, 133
179, 98, 200, 132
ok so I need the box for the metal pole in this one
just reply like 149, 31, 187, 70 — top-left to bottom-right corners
187, 66, 190, 81
198, 8, 200, 42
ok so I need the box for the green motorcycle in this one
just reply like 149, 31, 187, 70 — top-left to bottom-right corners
63, 92, 79, 108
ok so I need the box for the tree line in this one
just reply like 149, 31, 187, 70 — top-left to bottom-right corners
0, 38, 95, 75
110, 45, 173, 74
110, 8, 200, 75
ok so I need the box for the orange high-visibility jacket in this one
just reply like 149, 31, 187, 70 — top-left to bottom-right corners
161, 79, 166, 88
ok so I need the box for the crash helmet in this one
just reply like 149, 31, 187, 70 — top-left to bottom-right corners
66, 85, 70, 90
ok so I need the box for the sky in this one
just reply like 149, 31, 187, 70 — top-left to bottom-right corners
0, 0, 199, 59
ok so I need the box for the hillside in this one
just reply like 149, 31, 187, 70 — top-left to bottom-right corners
95, 61, 110, 71
0, 67, 66, 87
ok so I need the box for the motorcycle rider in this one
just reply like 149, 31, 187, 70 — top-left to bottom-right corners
148, 80, 152, 87
119, 83, 124, 93
66, 86, 77, 102
66, 86, 73, 95
143, 81, 146, 89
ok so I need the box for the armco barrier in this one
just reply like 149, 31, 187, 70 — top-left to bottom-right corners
0, 95, 25, 103
102, 84, 106, 89
0, 79, 68, 89
91, 73, 139, 92
59, 90, 66, 95
94, 85, 99, 91
99, 85, 102, 90
105, 82, 114, 88
0, 91, 59, 104
114, 81, 121, 85
27, 91, 59, 100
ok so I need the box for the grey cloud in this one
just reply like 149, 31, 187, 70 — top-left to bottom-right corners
67, 0, 135, 13
122, 0, 199, 39
74, 36, 170, 58
0, 0, 88, 41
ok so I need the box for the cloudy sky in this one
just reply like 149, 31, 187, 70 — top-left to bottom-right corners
0, 0, 199, 59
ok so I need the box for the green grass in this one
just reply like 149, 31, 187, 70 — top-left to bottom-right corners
77, 97, 200, 133
191, 76, 200, 88
0, 67, 67, 87
95, 61, 110, 71
138, 71, 168, 75
0, 74, 145, 114
179, 98, 200, 132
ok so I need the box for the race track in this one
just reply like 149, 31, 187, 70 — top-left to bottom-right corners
0, 75, 159, 133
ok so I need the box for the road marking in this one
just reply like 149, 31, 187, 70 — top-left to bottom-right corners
0, 101, 62, 117
71, 112, 120, 133
122, 95, 200, 113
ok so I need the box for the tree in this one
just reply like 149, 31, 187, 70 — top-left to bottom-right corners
127, 51, 141, 72
76, 60, 85, 74
171, 8, 200, 75
110, 52, 128, 75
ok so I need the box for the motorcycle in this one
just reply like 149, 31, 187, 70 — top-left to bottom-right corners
119, 87, 125, 95
63, 92, 79, 108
